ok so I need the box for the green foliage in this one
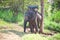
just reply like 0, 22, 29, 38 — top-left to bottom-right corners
53, 0, 60, 10
24, 0, 40, 11
0, 0, 60, 33
48, 22, 60, 32
52, 11, 60, 23
0, 9, 23, 23
44, 15, 60, 32
0, 10, 13, 22
44, 19, 60, 32
18, 13, 24, 26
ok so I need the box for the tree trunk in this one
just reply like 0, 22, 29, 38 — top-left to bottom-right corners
39, 0, 44, 33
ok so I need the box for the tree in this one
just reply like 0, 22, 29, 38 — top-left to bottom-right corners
39, 0, 44, 33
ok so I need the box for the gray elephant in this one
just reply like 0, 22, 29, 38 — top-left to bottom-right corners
24, 5, 41, 33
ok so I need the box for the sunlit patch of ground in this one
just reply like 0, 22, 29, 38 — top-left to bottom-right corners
0, 32, 21, 40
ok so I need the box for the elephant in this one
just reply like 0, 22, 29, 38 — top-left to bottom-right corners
24, 5, 41, 33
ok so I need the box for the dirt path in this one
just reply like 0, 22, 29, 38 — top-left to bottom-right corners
0, 32, 21, 40
0, 23, 57, 40
0, 23, 25, 40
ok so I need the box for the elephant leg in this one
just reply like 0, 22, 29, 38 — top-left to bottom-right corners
24, 16, 29, 32
34, 24, 38, 33
24, 20, 27, 32
30, 26, 34, 33
29, 21, 34, 33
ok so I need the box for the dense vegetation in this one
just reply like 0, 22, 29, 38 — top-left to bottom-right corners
0, 0, 60, 40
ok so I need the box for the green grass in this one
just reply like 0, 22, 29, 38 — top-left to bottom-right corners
0, 19, 13, 29
49, 33, 60, 40
22, 34, 48, 40
22, 33, 60, 40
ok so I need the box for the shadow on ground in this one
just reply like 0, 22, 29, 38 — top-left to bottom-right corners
8, 30, 26, 37
0, 30, 26, 37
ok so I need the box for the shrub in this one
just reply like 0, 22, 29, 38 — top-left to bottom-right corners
48, 22, 60, 32
45, 20, 60, 32
44, 18, 60, 32
52, 11, 60, 23
0, 10, 13, 22
0, 9, 23, 23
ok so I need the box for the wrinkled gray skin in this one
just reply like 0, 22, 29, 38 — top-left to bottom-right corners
24, 9, 41, 33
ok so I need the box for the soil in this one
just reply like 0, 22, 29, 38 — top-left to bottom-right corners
0, 23, 57, 40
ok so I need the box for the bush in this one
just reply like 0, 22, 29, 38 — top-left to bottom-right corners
44, 18, 60, 32
48, 22, 60, 32
45, 20, 60, 32
0, 9, 23, 23
0, 10, 13, 22
52, 11, 60, 23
